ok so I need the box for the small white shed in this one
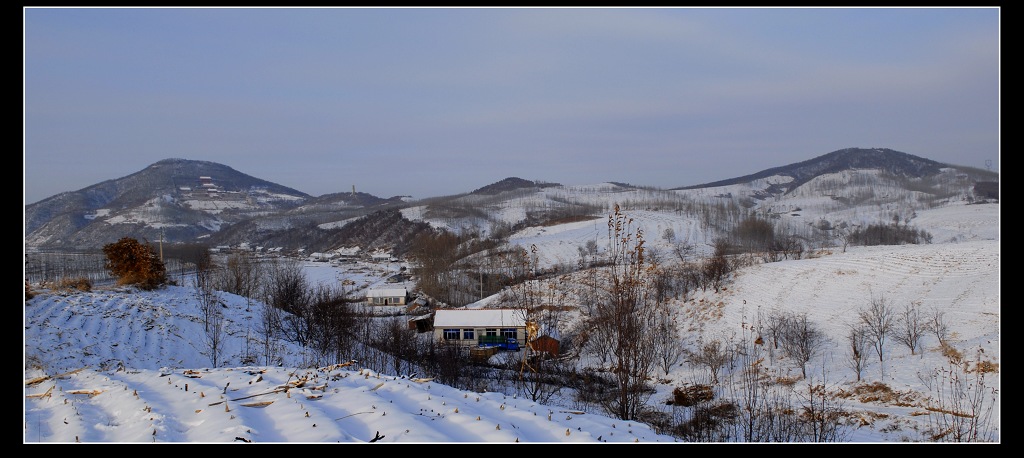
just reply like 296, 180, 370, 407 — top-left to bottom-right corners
365, 287, 409, 305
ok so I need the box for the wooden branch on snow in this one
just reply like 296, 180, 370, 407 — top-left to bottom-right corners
25, 367, 88, 386
240, 400, 274, 408
335, 411, 374, 420
25, 385, 55, 399
319, 360, 358, 372
207, 387, 287, 406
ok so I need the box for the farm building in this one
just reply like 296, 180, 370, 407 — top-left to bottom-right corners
365, 287, 409, 306
432, 309, 527, 348
526, 321, 561, 357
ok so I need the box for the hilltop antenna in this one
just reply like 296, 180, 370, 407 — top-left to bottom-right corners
352, 185, 356, 197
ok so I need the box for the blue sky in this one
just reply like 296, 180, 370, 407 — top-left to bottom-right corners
23, 7, 1000, 204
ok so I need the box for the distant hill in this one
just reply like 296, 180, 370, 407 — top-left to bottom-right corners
25, 158, 312, 250
674, 147, 951, 194
23, 149, 997, 252
471, 177, 561, 195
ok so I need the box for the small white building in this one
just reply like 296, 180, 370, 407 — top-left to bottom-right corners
432, 309, 527, 347
370, 251, 396, 262
365, 287, 409, 306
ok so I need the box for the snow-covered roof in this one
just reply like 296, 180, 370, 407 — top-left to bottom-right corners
433, 309, 526, 328
366, 288, 408, 298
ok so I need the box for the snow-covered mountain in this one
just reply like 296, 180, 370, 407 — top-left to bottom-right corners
24, 148, 997, 255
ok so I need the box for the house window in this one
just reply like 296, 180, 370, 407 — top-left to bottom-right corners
500, 328, 517, 339
443, 329, 459, 340
484, 328, 497, 337
462, 329, 475, 340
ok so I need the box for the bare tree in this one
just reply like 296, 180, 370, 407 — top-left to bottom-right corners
514, 352, 566, 404
587, 205, 659, 421
262, 258, 312, 346
781, 313, 828, 379
407, 230, 466, 305
307, 283, 358, 366
163, 242, 211, 287
761, 308, 786, 362
653, 309, 685, 375
926, 307, 950, 344
894, 302, 926, 355
836, 227, 851, 253
687, 336, 732, 384
703, 238, 732, 292
216, 252, 263, 311
661, 227, 676, 243
205, 307, 225, 367
578, 311, 615, 365
671, 239, 696, 265
423, 339, 471, 390
645, 245, 664, 266
373, 316, 418, 377
859, 294, 896, 379
193, 245, 225, 367
259, 301, 284, 366
846, 324, 870, 382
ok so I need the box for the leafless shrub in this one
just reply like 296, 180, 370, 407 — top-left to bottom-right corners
55, 277, 93, 292
671, 384, 715, 407
921, 355, 999, 442
894, 302, 926, 355
686, 336, 732, 384
925, 307, 950, 344
859, 294, 896, 377
846, 324, 870, 382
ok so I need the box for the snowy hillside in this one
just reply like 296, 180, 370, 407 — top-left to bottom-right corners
24, 199, 999, 443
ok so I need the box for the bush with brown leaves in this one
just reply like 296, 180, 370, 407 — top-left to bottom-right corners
102, 237, 167, 290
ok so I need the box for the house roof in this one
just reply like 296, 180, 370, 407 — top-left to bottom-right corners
433, 309, 526, 328
366, 288, 408, 298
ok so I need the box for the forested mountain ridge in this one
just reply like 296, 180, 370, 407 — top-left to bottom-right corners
24, 148, 997, 252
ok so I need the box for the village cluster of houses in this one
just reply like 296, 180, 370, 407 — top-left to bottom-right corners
363, 286, 560, 358
181, 172, 559, 359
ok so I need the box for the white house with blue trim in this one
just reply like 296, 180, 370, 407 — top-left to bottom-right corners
432, 308, 527, 347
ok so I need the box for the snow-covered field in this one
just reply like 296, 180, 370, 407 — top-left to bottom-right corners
24, 200, 999, 443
